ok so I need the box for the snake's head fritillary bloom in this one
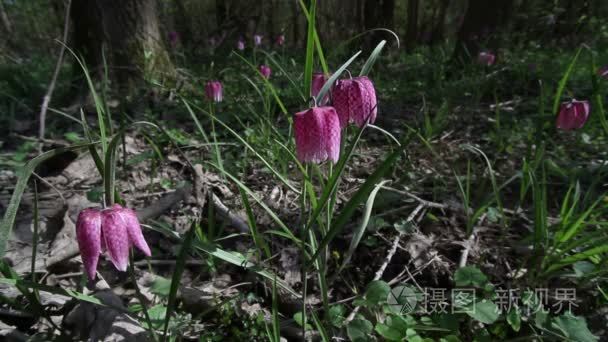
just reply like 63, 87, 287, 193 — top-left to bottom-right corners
276, 34, 285, 46
311, 72, 329, 104
76, 204, 151, 279
478, 51, 496, 66
205, 81, 223, 102
259, 65, 271, 79
76, 208, 102, 281
237, 39, 245, 51
333, 76, 378, 128
254, 34, 263, 46
294, 106, 341, 164
556, 99, 590, 131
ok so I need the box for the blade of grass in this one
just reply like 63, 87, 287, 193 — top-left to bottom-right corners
307, 147, 403, 268
359, 40, 387, 76
552, 47, 582, 116
338, 180, 390, 273
182, 99, 299, 194
162, 221, 196, 339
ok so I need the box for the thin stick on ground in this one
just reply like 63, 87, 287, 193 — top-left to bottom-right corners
38, 0, 72, 151
345, 204, 425, 323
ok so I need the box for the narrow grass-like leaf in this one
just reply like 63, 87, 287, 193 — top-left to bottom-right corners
315, 51, 362, 105
206, 162, 301, 245
307, 147, 402, 268
302, 0, 317, 96
146, 222, 301, 298
183, 99, 299, 193
305, 125, 367, 231
260, 51, 307, 102
359, 40, 387, 76
0, 143, 96, 257
232, 52, 288, 114
339, 180, 390, 273
552, 47, 582, 116
240, 188, 271, 259
162, 222, 196, 339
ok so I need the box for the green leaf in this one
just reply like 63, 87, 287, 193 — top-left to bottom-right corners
347, 318, 373, 342
375, 316, 408, 341
150, 276, 171, 297
454, 266, 488, 287
365, 280, 391, 305
360, 40, 387, 76
163, 222, 196, 339
307, 146, 403, 267
507, 308, 521, 332
339, 180, 390, 273
302, 0, 316, 96
466, 300, 499, 324
552, 47, 583, 116
293, 312, 312, 330
328, 304, 346, 328
551, 314, 598, 342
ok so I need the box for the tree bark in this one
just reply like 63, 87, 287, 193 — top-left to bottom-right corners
70, 0, 174, 90
431, 0, 449, 44
405, 0, 419, 51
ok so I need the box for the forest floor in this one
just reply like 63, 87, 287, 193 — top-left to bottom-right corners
1, 44, 607, 341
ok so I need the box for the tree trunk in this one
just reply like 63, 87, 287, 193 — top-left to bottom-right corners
71, 0, 174, 90
0, 0, 11, 34
454, 0, 512, 62
430, 0, 449, 44
405, 0, 419, 51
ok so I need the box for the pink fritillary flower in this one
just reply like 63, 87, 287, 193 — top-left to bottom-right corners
294, 106, 341, 164
276, 34, 285, 46
311, 72, 329, 104
556, 99, 590, 131
259, 65, 271, 79
205, 80, 223, 102
332, 76, 378, 128
478, 51, 496, 66
237, 38, 245, 51
76, 204, 151, 280
254, 34, 263, 47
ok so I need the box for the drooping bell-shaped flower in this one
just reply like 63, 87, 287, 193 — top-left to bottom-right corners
556, 99, 590, 131
276, 34, 285, 46
259, 65, 271, 79
478, 51, 496, 66
76, 204, 151, 280
205, 80, 223, 102
311, 72, 329, 104
294, 106, 341, 164
237, 38, 245, 51
76, 208, 102, 281
332, 76, 378, 128
254, 34, 263, 47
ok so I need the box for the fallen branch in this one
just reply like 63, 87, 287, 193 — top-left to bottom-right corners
38, 0, 72, 151
192, 164, 249, 233
345, 204, 425, 323
46, 183, 192, 269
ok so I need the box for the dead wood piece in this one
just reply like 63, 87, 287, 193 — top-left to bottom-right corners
192, 164, 249, 233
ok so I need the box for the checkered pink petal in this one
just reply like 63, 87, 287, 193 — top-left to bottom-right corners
556, 100, 590, 130
117, 206, 151, 257
332, 79, 354, 128
101, 206, 131, 272
76, 208, 102, 280
294, 107, 341, 164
